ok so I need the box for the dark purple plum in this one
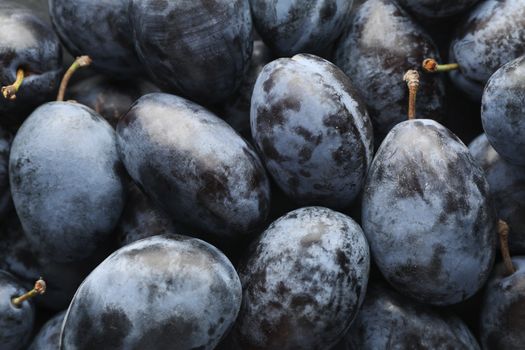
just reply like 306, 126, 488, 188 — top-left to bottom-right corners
334, 0, 445, 141
469, 134, 525, 254
9, 102, 126, 262
0, 270, 35, 350
232, 207, 370, 349
60, 234, 241, 350
342, 284, 480, 349
0, 126, 12, 221
0, 1, 62, 128
116, 92, 270, 240
449, 0, 525, 100
480, 257, 525, 349
67, 76, 159, 128
481, 55, 525, 166
396, 0, 479, 19
49, 0, 142, 76
28, 311, 66, 350
362, 119, 496, 305
129, 0, 252, 104
251, 54, 373, 209
250, 0, 354, 57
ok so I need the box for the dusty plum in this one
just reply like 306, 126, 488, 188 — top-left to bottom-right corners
251, 54, 373, 209
232, 207, 370, 349
362, 119, 496, 305
396, 0, 479, 19
28, 311, 66, 350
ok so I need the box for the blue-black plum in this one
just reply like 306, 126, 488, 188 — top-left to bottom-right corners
0, 270, 34, 350
60, 234, 242, 350
396, 0, 479, 19
9, 102, 126, 262
449, 0, 525, 100
0, 1, 62, 128
28, 311, 66, 350
232, 207, 370, 349
334, 0, 445, 141
341, 284, 480, 349
250, 0, 354, 57
116, 92, 270, 240
49, 0, 142, 76
129, 0, 252, 104
469, 134, 525, 254
0, 126, 12, 220
480, 257, 525, 349
362, 119, 496, 305
481, 55, 525, 166
251, 54, 373, 209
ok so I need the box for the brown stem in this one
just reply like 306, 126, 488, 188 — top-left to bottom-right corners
422, 58, 459, 73
11, 277, 46, 308
1, 68, 25, 101
498, 220, 516, 275
57, 55, 92, 102
403, 70, 420, 120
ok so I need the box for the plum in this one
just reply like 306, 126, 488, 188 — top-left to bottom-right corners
28, 311, 66, 350
362, 119, 496, 305
60, 234, 242, 350
116, 92, 270, 240
250, 0, 354, 57
449, 0, 525, 100
0, 126, 12, 221
481, 55, 525, 166
129, 0, 252, 104
232, 207, 370, 349
396, 0, 480, 19
251, 54, 373, 209
334, 0, 445, 141
9, 102, 126, 262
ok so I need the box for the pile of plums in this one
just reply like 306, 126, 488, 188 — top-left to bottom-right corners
1, 0, 524, 349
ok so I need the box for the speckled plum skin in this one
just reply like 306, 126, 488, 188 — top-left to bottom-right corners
0, 1, 62, 128
232, 207, 370, 350
0, 270, 34, 350
0, 126, 12, 220
9, 102, 126, 262
334, 0, 445, 141
396, 0, 479, 19
481, 56, 525, 166
49, 0, 142, 76
480, 257, 525, 349
60, 234, 242, 350
342, 284, 480, 349
362, 119, 496, 305
251, 54, 373, 209
250, 0, 353, 56
129, 0, 252, 104
469, 134, 525, 254
117, 92, 270, 240
449, 0, 525, 100
28, 311, 66, 350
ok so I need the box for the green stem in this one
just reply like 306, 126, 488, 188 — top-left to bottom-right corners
57, 55, 92, 102
1, 68, 25, 101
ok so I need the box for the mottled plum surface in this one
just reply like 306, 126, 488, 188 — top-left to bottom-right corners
28, 311, 66, 350
129, 0, 252, 104
334, 0, 445, 141
60, 234, 242, 350
9, 102, 126, 262
362, 119, 496, 305
117, 93, 270, 240
397, 0, 479, 19
251, 54, 373, 209
481, 55, 525, 166
480, 257, 525, 349
232, 207, 370, 349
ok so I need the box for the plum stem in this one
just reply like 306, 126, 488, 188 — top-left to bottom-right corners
11, 277, 46, 308
498, 220, 516, 275
1, 68, 25, 101
57, 55, 92, 102
422, 59, 459, 73
403, 70, 419, 120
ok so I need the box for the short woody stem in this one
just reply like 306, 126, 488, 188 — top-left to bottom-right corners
11, 278, 46, 308
422, 58, 459, 73
498, 220, 516, 275
57, 55, 92, 102
403, 70, 420, 120
1, 68, 25, 101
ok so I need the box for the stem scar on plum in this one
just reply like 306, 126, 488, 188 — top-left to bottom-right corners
498, 220, 516, 275
11, 277, 46, 308
422, 59, 459, 73
403, 69, 420, 120
57, 55, 93, 102
1, 68, 26, 101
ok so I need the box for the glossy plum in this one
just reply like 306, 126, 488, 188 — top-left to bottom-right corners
396, 0, 479, 19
